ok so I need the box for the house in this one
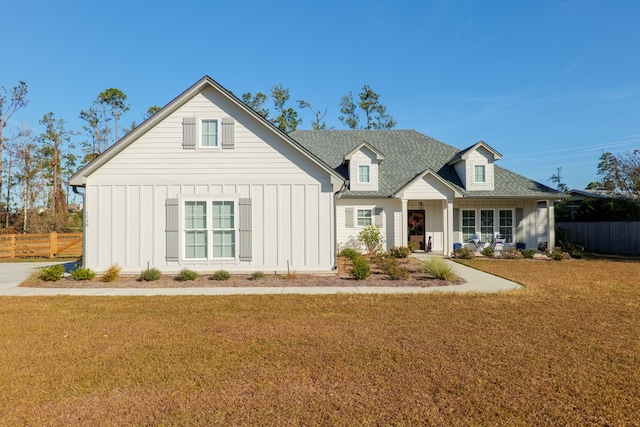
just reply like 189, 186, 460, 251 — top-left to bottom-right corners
70, 76, 562, 274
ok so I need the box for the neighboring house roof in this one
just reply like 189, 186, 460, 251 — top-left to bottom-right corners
290, 130, 560, 199
69, 76, 344, 186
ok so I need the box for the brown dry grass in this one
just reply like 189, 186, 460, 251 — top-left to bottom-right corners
2, 258, 639, 425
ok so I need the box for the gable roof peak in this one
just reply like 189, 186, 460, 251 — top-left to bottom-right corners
343, 140, 386, 163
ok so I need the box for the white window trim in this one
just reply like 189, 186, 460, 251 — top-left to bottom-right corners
474, 165, 486, 183
180, 195, 239, 261
460, 208, 515, 243
199, 118, 220, 149
355, 207, 374, 228
358, 165, 371, 183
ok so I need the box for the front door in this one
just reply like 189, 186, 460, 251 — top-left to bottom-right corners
408, 210, 425, 251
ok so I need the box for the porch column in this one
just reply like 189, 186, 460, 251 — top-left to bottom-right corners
547, 200, 555, 250
444, 198, 453, 255
401, 198, 408, 247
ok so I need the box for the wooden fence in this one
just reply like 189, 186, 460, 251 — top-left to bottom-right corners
557, 222, 640, 255
0, 233, 82, 259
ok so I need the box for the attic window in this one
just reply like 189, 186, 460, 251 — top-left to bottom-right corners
474, 165, 486, 183
358, 165, 370, 183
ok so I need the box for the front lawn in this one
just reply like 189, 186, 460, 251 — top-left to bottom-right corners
1, 258, 639, 425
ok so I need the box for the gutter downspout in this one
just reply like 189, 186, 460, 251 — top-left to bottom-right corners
71, 185, 86, 267
333, 180, 349, 270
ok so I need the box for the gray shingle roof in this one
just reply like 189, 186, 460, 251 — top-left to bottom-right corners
289, 130, 560, 199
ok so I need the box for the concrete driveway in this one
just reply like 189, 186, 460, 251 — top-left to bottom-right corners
0, 259, 522, 296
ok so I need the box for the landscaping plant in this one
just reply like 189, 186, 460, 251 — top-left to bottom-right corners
39, 264, 66, 282
422, 257, 457, 281
349, 255, 371, 280
102, 264, 121, 282
139, 267, 162, 281
357, 225, 384, 254
211, 270, 231, 281
176, 268, 198, 281
70, 267, 96, 281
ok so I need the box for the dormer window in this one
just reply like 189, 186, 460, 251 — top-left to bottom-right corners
359, 165, 370, 183
474, 165, 486, 183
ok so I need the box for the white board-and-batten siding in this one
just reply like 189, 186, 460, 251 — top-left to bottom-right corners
84, 87, 336, 274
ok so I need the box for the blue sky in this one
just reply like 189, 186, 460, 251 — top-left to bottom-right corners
3, 0, 639, 190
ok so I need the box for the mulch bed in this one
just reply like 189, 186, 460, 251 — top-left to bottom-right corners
21, 256, 460, 288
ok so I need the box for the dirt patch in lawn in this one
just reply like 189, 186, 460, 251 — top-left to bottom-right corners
21, 256, 461, 288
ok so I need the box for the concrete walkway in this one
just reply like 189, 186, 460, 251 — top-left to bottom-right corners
0, 259, 521, 296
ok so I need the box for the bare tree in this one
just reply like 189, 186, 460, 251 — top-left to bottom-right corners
0, 81, 29, 209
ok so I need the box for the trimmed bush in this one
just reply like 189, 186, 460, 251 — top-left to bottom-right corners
39, 264, 66, 282
521, 249, 536, 259
422, 258, 457, 281
139, 267, 162, 282
70, 267, 96, 281
389, 246, 412, 258
338, 247, 360, 260
481, 246, 495, 258
251, 271, 266, 280
349, 255, 370, 280
452, 246, 474, 259
211, 270, 231, 281
102, 264, 121, 282
176, 268, 198, 281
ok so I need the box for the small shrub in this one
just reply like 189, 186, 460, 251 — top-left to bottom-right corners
452, 246, 474, 259
251, 271, 266, 280
374, 254, 408, 280
139, 267, 162, 281
500, 247, 523, 259
176, 268, 198, 281
550, 247, 569, 261
211, 270, 231, 281
481, 246, 495, 258
357, 225, 384, 254
102, 264, 121, 282
39, 264, 66, 282
422, 258, 457, 281
349, 255, 371, 280
389, 246, 412, 258
70, 267, 96, 281
521, 249, 536, 259
338, 247, 361, 260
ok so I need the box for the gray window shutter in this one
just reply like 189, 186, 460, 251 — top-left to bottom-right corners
374, 207, 383, 227
345, 207, 354, 228
453, 208, 460, 232
516, 207, 524, 242
239, 198, 252, 261
166, 198, 179, 262
182, 117, 196, 149
221, 117, 235, 149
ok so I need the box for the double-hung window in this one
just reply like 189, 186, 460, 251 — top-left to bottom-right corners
212, 201, 235, 258
480, 209, 494, 241
462, 210, 476, 242
185, 201, 208, 258
499, 210, 513, 243
474, 165, 486, 183
358, 165, 370, 183
357, 209, 372, 227
201, 119, 219, 147
184, 200, 236, 259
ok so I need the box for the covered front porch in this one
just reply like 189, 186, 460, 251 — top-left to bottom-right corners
398, 199, 452, 255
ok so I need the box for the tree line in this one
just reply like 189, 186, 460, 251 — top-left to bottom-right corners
0, 80, 396, 233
